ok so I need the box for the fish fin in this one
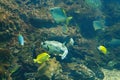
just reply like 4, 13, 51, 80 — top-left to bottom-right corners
62, 9, 67, 17
47, 46, 49, 51
66, 16, 72, 25
61, 50, 68, 60
38, 61, 42, 64
46, 58, 49, 61
58, 54, 62, 56
61, 54, 66, 60
64, 37, 74, 46
69, 38, 74, 46
62, 42, 66, 46
48, 55, 50, 57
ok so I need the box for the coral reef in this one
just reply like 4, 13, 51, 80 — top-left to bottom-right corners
102, 68, 120, 80
67, 63, 96, 79
0, 0, 120, 80
103, 0, 120, 26
36, 58, 62, 80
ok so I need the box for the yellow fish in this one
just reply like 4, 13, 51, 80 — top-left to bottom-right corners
33, 52, 50, 64
97, 45, 107, 55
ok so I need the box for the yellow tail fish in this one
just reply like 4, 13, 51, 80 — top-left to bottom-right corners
97, 45, 107, 55
33, 52, 50, 64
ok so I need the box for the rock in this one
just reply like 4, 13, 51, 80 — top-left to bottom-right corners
36, 57, 62, 80
101, 68, 120, 80
67, 63, 95, 79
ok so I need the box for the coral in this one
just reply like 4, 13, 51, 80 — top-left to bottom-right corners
37, 57, 62, 79
105, 23, 120, 39
102, 68, 120, 80
0, 48, 12, 64
67, 62, 95, 79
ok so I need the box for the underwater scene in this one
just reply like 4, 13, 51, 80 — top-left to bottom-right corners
0, 0, 120, 80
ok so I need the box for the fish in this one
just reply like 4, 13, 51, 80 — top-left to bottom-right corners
49, 7, 72, 33
108, 38, 120, 47
97, 45, 107, 55
33, 52, 50, 64
85, 0, 102, 9
50, 7, 72, 24
93, 20, 105, 31
41, 40, 68, 60
49, 7, 67, 23
18, 34, 24, 46
64, 37, 74, 47
69, 38, 74, 46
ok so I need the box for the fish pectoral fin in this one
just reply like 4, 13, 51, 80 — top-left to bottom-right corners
61, 51, 68, 60
38, 61, 42, 64
33, 59, 37, 63
47, 46, 49, 51
58, 54, 62, 56
66, 16, 72, 25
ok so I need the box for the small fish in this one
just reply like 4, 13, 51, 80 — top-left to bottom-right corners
33, 52, 50, 64
108, 38, 120, 47
69, 38, 74, 46
97, 45, 107, 55
18, 34, 24, 46
93, 20, 105, 31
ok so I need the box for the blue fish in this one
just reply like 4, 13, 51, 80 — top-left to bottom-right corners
18, 34, 24, 46
108, 38, 120, 47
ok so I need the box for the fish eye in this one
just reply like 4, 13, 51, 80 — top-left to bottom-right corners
41, 42, 45, 45
50, 9, 54, 12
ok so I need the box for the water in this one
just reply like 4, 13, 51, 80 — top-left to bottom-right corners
0, 0, 120, 80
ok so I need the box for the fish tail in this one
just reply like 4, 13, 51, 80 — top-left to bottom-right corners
61, 50, 68, 60
66, 16, 72, 25
33, 59, 37, 63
